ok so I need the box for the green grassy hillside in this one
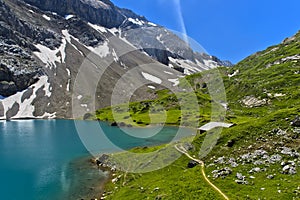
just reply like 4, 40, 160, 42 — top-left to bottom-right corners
95, 89, 212, 127
96, 31, 300, 199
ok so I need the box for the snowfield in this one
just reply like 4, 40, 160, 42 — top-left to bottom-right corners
0, 76, 55, 119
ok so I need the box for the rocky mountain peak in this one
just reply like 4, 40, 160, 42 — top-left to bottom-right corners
0, 0, 230, 119
80, 0, 112, 9
21, 0, 146, 28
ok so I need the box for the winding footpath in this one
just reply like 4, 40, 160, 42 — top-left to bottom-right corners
175, 145, 229, 200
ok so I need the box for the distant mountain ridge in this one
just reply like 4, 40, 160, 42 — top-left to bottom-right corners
22, 0, 146, 28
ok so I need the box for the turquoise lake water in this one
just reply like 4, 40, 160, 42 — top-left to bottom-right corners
0, 120, 194, 199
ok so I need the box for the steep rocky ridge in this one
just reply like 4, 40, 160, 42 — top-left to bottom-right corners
22, 0, 144, 28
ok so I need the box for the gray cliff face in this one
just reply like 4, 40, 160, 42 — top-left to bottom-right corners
0, 0, 43, 96
0, 0, 230, 119
121, 26, 195, 65
22, 0, 146, 28
0, 0, 61, 49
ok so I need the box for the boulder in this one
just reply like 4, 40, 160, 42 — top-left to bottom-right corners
83, 113, 93, 120
254, 160, 265, 165
249, 167, 261, 173
267, 174, 274, 179
236, 173, 245, 180
235, 180, 248, 185
291, 116, 300, 127
228, 158, 239, 168
187, 160, 198, 168
281, 147, 300, 158
283, 165, 290, 171
118, 122, 126, 127
282, 163, 297, 175
111, 121, 118, 126
212, 167, 232, 178
183, 142, 194, 151
96, 159, 101, 166
226, 139, 235, 147
268, 154, 282, 163
214, 156, 226, 164
96, 154, 110, 166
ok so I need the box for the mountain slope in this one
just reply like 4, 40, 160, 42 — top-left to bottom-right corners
0, 0, 229, 120
97, 30, 300, 199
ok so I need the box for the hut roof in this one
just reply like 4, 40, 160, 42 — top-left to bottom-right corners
198, 122, 234, 131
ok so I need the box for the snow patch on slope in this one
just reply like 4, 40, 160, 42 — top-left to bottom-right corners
168, 78, 179, 86
66, 79, 71, 92
66, 68, 71, 77
164, 71, 173, 75
148, 86, 156, 89
88, 41, 110, 58
42, 14, 51, 21
88, 22, 107, 33
109, 27, 119, 35
0, 76, 55, 119
169, 57, 201, 75
34, 33, 68, 67
148, 22, 157, 27
65, 14, 75, 20
62, 30, 84, 56
112, 48, 119, 62
203, 59, 218, 68
141, 72, 162, 84
34, 44, 61, 68
34, 29, 86, 68
195, 59, 210, 70
128, 18, 144, 26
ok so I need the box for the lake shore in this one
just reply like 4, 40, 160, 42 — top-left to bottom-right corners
65, 156, 112, 200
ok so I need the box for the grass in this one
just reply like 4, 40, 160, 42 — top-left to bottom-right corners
102, 112, 300, 199
95, 30, 300, 199
104, 142, 223, 200
95, 90, 212, 128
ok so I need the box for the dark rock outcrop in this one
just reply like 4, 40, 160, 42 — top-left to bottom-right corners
111, 121, 118, 126
0, 101, 4, 117
21, 88, 33, 103
83, 112, 93, 120
291, 116, 300, 127
0, 62, 40, 97
6, 102, 19, 119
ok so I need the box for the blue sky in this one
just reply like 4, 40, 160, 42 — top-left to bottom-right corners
111, 0, 300, 63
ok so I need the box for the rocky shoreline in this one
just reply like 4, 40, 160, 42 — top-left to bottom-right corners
62, 156, 112, 200
89, 154, 118, 200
